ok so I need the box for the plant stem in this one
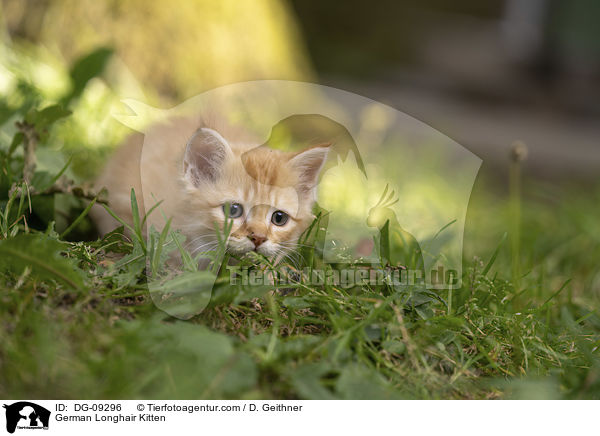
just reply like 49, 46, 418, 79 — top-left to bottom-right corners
16, 121, 38, 184
509, 141, 527, 304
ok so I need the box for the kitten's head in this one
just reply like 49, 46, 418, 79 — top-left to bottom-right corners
180, 127, 329, 259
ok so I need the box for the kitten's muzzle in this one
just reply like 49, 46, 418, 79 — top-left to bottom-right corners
248, 233, 267, 248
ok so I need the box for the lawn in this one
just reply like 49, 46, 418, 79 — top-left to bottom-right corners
1, 47, 599, 400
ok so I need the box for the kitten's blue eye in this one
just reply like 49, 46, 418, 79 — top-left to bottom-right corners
223, 203, 244, 218
271, 210, 289, 226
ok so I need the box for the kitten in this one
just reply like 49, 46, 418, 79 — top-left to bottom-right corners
91, 117, 329, 261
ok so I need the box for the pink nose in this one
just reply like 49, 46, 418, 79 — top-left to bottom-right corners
248, 234, 267, 248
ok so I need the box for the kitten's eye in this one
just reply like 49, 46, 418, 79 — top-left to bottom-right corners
271, 210, 289, 226
223, 203, 244, 218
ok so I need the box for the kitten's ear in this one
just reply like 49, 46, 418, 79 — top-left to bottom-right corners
183, 128, 231, 186
288, 144, 330, 192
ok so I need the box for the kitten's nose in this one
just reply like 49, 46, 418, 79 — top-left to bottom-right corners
248, 234, 267, 248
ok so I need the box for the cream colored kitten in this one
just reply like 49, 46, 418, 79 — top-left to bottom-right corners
91, 117, 329, 260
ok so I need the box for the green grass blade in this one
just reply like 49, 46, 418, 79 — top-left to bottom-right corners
141, 199, 164, 228
100, 204, 136, 240
542, 279, 571, 306
60, 196, 97, 239
151, 218, 172, 276
129, 188, 145, 250
482, 232, 507, 276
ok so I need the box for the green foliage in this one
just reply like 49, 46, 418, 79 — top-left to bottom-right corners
25, 105, 72, 134
63, 47, 113, 106
0, 233, 84, 289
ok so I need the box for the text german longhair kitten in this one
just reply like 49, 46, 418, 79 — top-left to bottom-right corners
91, 117, 330, 262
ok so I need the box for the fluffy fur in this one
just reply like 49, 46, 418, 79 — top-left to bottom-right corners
91, 117, 329, 261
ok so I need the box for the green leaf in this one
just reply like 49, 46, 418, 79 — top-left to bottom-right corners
111, 237, 146, 288
147, 320, 257, 398
0, 233, 85, 289
63, 47, 113, 105
25, 104, 72, 131
8, 132, 23, 156
282, 296, 312, 309
148, 270, 217, 319
382, 339, 406, 354
336, 363, 400, 399
379, 219, 390, 264
288, 362, 337, 400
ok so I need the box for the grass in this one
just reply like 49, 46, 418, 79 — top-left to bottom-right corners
1, 47, 599, 400
1, 158, 599, 400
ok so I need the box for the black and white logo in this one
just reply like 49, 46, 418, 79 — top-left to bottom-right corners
3, 402, 50, 434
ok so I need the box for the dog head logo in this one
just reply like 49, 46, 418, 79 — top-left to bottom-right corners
3, 402, 50, 434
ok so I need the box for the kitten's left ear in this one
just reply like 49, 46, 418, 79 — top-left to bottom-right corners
183, 128, 231, 187
288, 144, 330, 192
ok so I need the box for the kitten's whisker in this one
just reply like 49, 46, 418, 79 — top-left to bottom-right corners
192, 242, 218, 252
185, 235, 216, 249
274, 247, 302, 270
192, 239, 219, 250
190, 241, 220, 255
279, 241, 314, 249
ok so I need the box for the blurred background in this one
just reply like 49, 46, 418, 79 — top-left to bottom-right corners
2, 0, 599, 180
291, 0, 600, 179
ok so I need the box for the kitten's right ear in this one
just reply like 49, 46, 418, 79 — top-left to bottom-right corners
183, 128, 231, 186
